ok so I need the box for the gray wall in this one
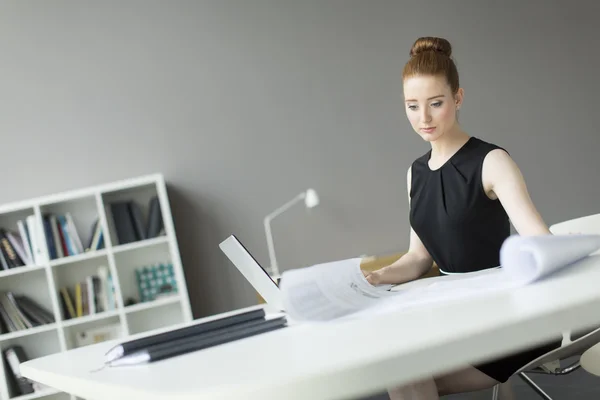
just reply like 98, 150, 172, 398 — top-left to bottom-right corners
1, 0, 599, 318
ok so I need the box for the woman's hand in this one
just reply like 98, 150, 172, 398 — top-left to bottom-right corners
362, 268, 387, 286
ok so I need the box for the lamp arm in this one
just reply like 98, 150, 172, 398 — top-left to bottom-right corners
265, 193, 305, 221
263, 192, 305, 277
264, 217, 278, 277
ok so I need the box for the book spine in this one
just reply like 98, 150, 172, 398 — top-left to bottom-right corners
15, 296, 54, 324
16, 220, 33, 265
0, 229, 23, 267
110, 202, 138, 244
42, 216, 57, 260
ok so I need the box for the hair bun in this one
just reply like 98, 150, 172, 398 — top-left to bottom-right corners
410, 37, 452, 58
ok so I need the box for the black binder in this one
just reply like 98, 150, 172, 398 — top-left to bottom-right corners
110, 315, 287, 366
105, 308, 267, 362
142, 316, 287, 363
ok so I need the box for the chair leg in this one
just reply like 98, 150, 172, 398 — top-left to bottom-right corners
491, 384, 499, 400
518, 372, 553, 400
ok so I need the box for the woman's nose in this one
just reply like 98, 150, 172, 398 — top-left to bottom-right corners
420, 110, 431, 123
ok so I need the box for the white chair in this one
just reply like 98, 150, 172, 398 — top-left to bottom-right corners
550, 213, 600, 253
491, 213, 600, 399
581, 342, 600, 376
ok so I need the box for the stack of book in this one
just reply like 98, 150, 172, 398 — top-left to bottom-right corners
59, 266, 116, 320
0, 292, 54, 334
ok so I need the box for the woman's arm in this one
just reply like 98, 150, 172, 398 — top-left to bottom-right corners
363, 166, 434, 285
482, 149, 551, 236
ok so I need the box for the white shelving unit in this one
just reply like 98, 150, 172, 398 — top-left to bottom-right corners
0, 174, 193, 400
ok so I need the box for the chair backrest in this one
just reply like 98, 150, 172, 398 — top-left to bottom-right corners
550, 213, 600, 256
519, 213, 600, 372
519, 326, 600, 373
550, 213, 600, 235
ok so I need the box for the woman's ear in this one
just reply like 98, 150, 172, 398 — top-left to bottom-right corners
455, 88, 464, 110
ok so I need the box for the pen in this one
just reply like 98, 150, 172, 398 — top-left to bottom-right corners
107, 316, 287, 367
105, 308, 266, 362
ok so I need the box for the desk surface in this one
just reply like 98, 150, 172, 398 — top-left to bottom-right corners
21, 254, 600, 400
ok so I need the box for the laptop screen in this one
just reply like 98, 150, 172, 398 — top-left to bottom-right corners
219, 235, 284, 311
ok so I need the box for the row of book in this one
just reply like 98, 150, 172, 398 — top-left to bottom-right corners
44, 213, 104, 260
0, 212, 105, 269
111, 196, 164, 245
0, 218, 41, 269
0, 196, 162, 268
59, 266, 116, 319
0, 292, 54, 334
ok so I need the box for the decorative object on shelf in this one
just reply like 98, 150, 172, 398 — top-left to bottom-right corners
263, 188, 320, 278
75, 322, 122, 348
125, 297, 137, 307
135, 263, 178, 303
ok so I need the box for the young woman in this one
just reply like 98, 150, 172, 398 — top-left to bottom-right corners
362, 37, 560, 399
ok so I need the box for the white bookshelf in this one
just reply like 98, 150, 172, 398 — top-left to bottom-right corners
0, 174, 193, 400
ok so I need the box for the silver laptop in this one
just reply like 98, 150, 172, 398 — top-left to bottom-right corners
219, 235, 284, 311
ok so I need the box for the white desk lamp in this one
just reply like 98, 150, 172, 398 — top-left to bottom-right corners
264, 188, 319, 279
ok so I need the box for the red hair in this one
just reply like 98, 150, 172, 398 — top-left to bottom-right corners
402, 37, 460, 95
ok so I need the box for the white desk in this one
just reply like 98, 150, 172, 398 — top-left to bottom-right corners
21, 254, 600, 400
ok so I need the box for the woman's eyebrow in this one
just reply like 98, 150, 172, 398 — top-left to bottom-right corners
405, 94, 445, 102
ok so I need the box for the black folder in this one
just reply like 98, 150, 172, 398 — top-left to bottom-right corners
141, 316, 287, 363
110, 316, 288, 366
105, 308, 267, 362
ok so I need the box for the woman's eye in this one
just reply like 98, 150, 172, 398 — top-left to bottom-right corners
431, 101, 443, 107
408, 105, 417, 110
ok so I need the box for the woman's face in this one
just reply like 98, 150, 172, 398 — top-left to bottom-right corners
403, 75, 463, 142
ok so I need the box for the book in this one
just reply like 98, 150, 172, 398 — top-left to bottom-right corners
110, 202, 138, 244
146, 196, 163, 238
0, 229, 23, 267
279, 234, 600, 323
4, 345, 34, 395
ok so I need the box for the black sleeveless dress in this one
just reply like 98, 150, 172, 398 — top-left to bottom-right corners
409, 136, 560, 383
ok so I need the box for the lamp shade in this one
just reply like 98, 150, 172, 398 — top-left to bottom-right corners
304, 189, 319, 208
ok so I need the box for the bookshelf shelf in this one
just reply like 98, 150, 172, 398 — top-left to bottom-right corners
124, 294, 180, 314
111, 235, 168, 254
0, 265, 46, 279
0, 174, 193, 400
61, 309, 120, 328
12, 388, 60, 400
48, 249, 108, 267
0, 324, 58, 343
